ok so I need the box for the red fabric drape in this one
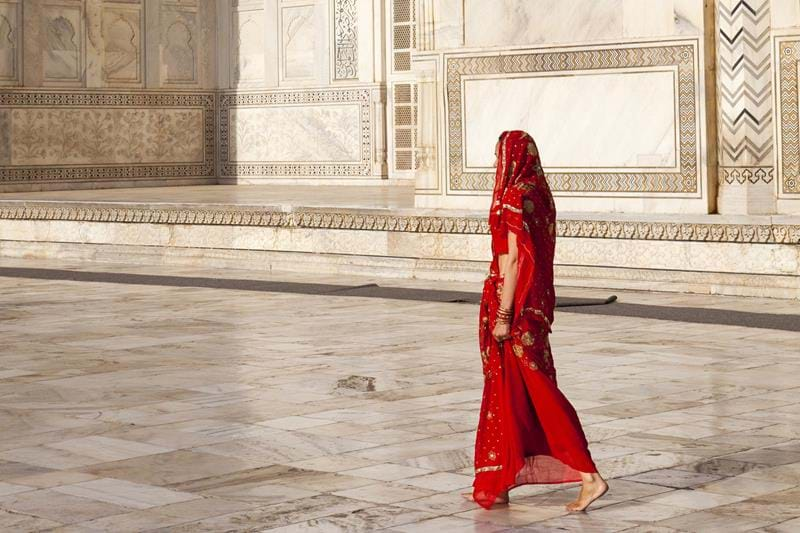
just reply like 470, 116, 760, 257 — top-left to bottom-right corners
473, 130, 597, 509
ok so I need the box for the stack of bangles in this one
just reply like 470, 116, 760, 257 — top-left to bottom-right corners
496, 306, 513, 325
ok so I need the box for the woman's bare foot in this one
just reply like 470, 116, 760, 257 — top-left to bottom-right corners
462, 491, 509, 506
566, 473, 608, 512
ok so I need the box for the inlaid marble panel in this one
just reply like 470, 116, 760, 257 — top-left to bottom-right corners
463, 70, 678, 170
333, 0, 357, 80
281, 4, 315, 80
776, 35, 800, 196
229, 104, 361, 163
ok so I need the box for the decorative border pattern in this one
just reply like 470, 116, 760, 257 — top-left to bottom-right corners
717, 1, 774, 176
333, 0, 358, 80
720, 166, 774, 185
1, 202, 797, 244
219, 88, 373, 177
777, 37, 800, 194
445, 42, 701, 194
0, 90, 216, 183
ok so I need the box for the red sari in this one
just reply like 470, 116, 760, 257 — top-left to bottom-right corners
473, 130, 597, 509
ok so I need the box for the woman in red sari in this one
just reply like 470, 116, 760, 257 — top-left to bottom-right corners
470, 130, 607, 511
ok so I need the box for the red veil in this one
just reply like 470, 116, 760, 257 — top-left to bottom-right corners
473, 130, 597, 509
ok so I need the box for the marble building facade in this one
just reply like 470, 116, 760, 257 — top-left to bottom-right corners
0, 0, 798, 213
0, 1, 798, 297
0, 0, 388, 190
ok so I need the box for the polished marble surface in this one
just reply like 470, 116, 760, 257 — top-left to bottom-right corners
0, 257, 798, 531
0, 185, 417, 211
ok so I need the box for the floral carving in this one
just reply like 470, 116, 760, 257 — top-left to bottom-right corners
10, 108, 204, 165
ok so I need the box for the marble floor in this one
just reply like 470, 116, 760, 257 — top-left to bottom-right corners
0, 258, 798, 532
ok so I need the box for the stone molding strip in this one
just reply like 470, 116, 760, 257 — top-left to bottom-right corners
1, 202, 798, 244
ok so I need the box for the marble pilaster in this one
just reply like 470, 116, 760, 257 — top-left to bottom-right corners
715, 0, 777, 215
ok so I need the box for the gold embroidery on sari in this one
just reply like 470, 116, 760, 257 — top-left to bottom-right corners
521, 331, 535, 346
512, 343, 524, 358
502, 203, 523, 214
520, 308, 551, 326
475, 465, 503, 473
487, 451, 497, 460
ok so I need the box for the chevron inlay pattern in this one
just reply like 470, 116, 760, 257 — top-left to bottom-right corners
717, 0, 774, 185
777, 38, 800, 194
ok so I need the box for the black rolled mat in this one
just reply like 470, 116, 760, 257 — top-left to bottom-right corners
0, 266, 613, 308
2, 267, 797, 331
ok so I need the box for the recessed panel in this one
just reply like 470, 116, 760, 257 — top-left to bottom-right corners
463, 70, 677, 170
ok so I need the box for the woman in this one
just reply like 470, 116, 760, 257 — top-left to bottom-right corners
469, 130, 607, 511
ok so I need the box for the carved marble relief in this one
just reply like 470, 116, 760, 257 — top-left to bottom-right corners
159, 1, 199, 86
282, 5, 315, 80
233, 10, 264, 83
10, 108, 204, 165
219, 88, 374, 177
102, 8, 141, 83
164, 19, 195, 83
0, 1, 18, 83
0, 91, 215, 184
334, 0, 357, 80
43, 5, 83, 82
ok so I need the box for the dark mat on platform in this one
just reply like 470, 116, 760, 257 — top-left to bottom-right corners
0, 267, 610, 307
1, 267, 797, 331
565, 301, 800, 332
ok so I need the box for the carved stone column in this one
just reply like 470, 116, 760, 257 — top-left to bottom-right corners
715, 0, 777, 214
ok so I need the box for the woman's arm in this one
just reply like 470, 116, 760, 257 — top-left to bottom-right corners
493, 231, 518, 341
500, 231, 519, 310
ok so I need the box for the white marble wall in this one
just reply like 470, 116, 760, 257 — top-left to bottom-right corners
409, 0, 715, 214
462, 0, 703, 48
229, 104, 362, 162
462, 70, 678, 170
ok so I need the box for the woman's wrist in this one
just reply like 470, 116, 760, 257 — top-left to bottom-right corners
496, 305, 513, 324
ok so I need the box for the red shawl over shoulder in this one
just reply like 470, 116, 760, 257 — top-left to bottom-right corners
489, 130, 556, 330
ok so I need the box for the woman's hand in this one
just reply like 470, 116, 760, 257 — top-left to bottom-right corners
493, 322, 511, 342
